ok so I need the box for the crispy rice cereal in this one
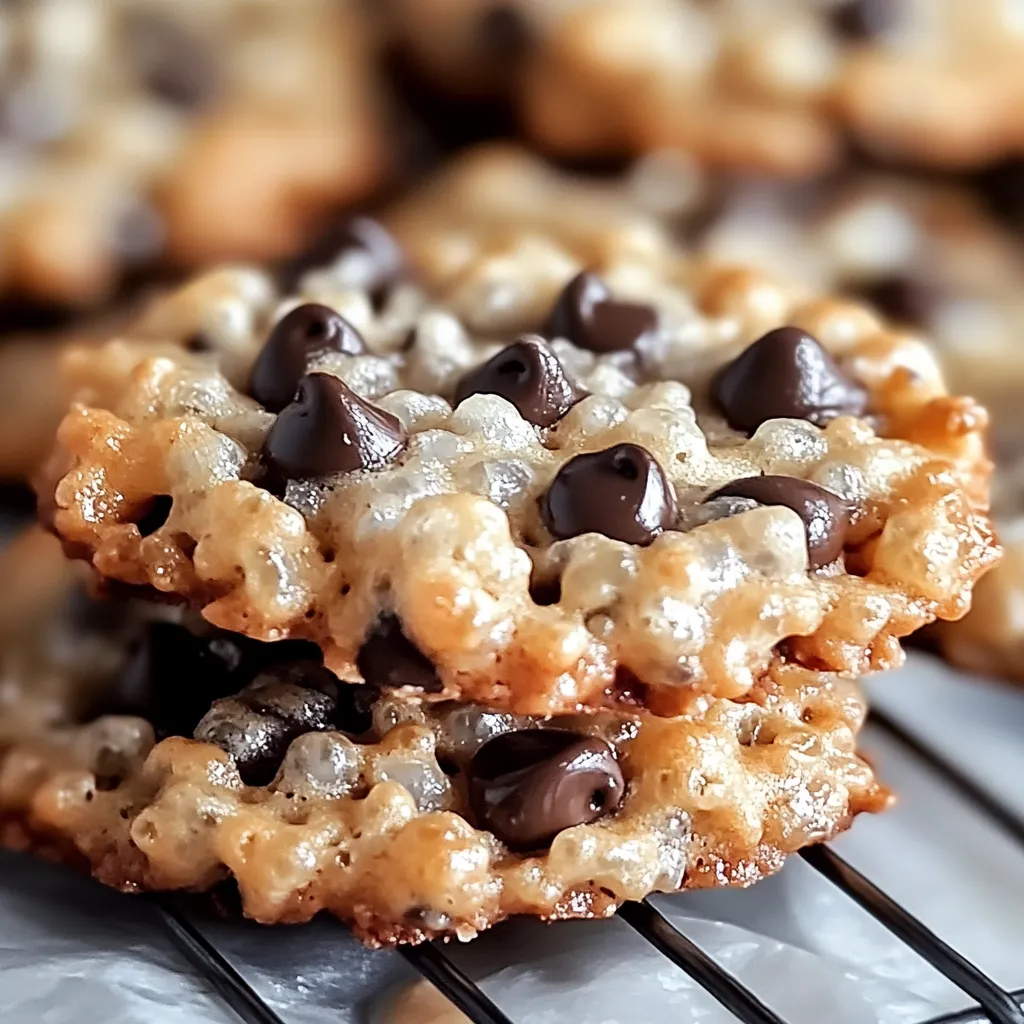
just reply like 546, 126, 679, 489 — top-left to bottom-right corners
0, 526, 888, 944
0, 0, 382, 306
382, 0, 1024, 174
40, 196, 998, 717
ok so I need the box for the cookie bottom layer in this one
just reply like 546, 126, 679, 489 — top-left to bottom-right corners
0, 665, 888, 946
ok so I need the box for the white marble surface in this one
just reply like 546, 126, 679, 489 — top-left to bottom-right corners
1, 653, 1022, 1024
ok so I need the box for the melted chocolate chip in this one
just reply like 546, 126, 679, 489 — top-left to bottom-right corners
707, 475, 851, 568
124, 11, 220, 110
855, 275, 938, 328
540, 443, 676, 546
193, 663, 339, 786
249, 304, 367, 412
712, 326, 867, 433
829, 0, 893, 40
454, 335, 586, 426
356, 615, 443, 692
545, 272, 657, 353
279, 216, 405, 300
467, 729, 624, 850
95, 623, 242, 737
261, 373, 406, 480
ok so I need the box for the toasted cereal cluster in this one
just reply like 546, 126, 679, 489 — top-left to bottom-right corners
40, 209, 998, 717
381, 0, 1024, 174
0, 0, 382, 305
0, 529, 887, 944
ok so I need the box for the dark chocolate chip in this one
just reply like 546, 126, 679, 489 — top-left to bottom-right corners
544, 272, 657, 353
279, 216, 405, 300
712, 326, 867, 433
829, 0, 893, 40
540, 443, 676, 546
454, 335, 586, 426
261, 373, 406, 480
467, 729, 624, 850
249, 304, 367, 412
356, 615, 443, 693
124, 10, 220, 110
477, 4, 532, 63
706, 475, 851, 568
855, 275, 938, 328
193, 663, 339, 786
95, 623, 241, 737
133, 494, 172, 537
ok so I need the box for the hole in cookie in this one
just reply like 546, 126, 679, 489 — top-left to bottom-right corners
800, 706, 817, 724
185, 332, 213, 353
529, 575, 561, 606
322, 549, 335, 564
589, 789, 607, 812
134, 495, 173, 536
340, 583, 351, 596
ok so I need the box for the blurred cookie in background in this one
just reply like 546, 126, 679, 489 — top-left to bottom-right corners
381, 0, 1024, 176
0, 0, 384, 307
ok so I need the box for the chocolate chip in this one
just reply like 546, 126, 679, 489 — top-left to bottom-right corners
454, 335, 586, 426
94, 623, 241, 737
194, 663, 339, 786
829, 0, 893, 40
124, 11, 220, 110
261, 373, 406, 481
279, 216, 405, 300
356, 615, 443, 693
706, 475, 851, 568
855, 275, 938, 328
544, 272, 657, 353
540, 443, 676, 546
467, 729, 624, 850
249, 304, 367, 412
712, 326, 867, 433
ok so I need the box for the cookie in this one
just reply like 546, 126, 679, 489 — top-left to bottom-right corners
39, 204, 997, 719
0, 0, 382, 306
382, 0, 1024, 174
0, 527, 888, 943
660, 162, 1024, 682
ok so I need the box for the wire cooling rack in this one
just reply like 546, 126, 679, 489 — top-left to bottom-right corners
148, 704, 1024, 1024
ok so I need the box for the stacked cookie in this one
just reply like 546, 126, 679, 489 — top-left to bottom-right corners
0, 0, 1016, 946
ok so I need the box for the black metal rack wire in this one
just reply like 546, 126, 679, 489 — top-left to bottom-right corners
153, 704, 1024, 1024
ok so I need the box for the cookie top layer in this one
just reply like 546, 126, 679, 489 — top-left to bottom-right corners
0, 527, 885, 944
42, 202, 997, 716
383, 0, 1024, 173
0, 0, 381, 305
